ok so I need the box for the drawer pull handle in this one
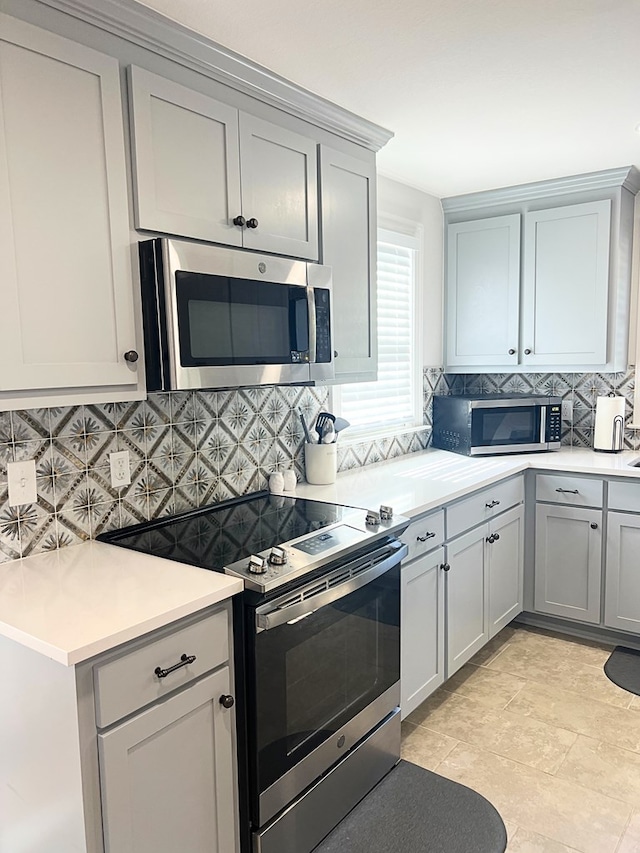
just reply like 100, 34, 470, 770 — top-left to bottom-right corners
154, 653, 196, 679
417, 532, 436, 542
555, 488, 579, 495
485, 500, 500, 509
219, 694, 235, 709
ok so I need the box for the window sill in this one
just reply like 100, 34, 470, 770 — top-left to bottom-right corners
336, 423, 427, 447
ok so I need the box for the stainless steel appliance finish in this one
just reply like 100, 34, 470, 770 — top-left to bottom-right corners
258, 683, 400, 827
253, 708, 401, 853
227, 506, 411, 592
432, 393, 562, 456
138, 237, 334, 391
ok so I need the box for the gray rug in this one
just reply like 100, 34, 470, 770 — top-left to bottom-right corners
604, 646, 640, 696
313, 759, 507, 853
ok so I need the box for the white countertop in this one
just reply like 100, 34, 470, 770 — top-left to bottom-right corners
1, 447, 638, 667
292, 447, 640, 516
0, 541, 242, 666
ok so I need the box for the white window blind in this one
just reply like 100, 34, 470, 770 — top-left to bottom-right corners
336, 227, 421, 432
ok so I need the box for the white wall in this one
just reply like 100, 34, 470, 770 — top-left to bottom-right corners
377, 175, 444, 365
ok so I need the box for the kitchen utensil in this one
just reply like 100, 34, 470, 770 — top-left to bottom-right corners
308, 429, 320, 445
315, 411, 335, 442
297, 407, 312, 443
333, 417, 350, 434
321, 422, 336, 444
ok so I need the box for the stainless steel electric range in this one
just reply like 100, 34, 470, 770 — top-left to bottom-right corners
100, 491, 410, 853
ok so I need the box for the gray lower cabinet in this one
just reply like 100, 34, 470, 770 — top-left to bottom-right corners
446, 525, 488, 676
604, 511, 640, 633
534, 503, 602, 624
400, 546, 445, 718
99, 666, 236, 853
446, 504, 524, 677
488, 505, 524, 637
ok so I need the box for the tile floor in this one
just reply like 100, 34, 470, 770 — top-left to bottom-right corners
401, 624, 640, 853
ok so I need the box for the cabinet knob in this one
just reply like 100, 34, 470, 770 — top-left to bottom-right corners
440, 562, 450, 572
508, 348, 516, 355
246, 218, 259, 229
124, 350, 139, 363
233, 215, 246, 227
334, 350, 339, 358
486, 534, 495, 544
590, 522, 598, 530
219, 694, 235, 709
524, 348, 532, 355
493, 532, 500, 541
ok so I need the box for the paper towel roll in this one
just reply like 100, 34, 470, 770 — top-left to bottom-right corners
594, 395, 625, 452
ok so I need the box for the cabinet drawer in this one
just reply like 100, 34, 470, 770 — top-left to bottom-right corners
536, 474, 603, 508
609, 480, 640, 512
447, 476, 524, 540
400, 510, 445, 563
94, 609, 229, 728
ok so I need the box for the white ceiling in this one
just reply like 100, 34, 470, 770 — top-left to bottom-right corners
137, 0, 640, 198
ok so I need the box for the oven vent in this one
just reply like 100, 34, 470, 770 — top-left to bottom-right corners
302, 580, 329, 600
327, 569, 351, 588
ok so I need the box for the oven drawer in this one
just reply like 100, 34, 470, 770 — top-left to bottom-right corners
536, 474, 603, 508
400, 510, 445, 563
447, 475, 524, 540
94, 608, 229, 728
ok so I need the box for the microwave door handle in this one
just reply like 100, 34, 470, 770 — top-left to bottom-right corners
306, 286, 317, 363
540, 406, 547, 443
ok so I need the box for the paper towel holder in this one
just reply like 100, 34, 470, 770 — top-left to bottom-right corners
594, 392, 625, 453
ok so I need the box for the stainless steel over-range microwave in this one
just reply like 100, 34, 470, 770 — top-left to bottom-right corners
432, 393, 562, 456
139, 238, 334, 391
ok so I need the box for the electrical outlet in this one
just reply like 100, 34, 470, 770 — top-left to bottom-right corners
7, 460, 37, 507
109, 450, 131, 488
562, 400, 573, 421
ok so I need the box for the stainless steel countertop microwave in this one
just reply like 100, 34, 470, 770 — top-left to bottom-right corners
431, 393, 563, 456
139, 238, 334, 391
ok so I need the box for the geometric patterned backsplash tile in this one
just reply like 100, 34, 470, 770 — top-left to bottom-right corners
1, 364, 635, 565
0, 378, 434, 565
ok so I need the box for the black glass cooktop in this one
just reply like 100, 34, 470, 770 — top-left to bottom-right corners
98, 492, 347, 573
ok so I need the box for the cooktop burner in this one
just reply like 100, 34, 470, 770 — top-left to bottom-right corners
99, 491, 410, 593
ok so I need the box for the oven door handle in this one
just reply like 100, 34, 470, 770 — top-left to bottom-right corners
255, 541, 408, 633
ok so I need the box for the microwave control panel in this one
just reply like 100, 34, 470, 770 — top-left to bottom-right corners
546, 405, 562, 443
315, 290, 332, 364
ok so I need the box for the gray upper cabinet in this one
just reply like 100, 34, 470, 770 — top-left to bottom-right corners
0, 14, 141, 409
128, 66, 242, 248
129, 67, 318, 260
521, 200, 611, 367
443, 168, 639, 374
445, 214, 520, 368
320, 147, 377, 382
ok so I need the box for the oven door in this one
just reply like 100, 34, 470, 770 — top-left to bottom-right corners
470, 402, 545, 453
247, 540, 405, 827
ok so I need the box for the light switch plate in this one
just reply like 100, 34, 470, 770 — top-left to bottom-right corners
7, 459, 37, 507
109, 450, 131, 488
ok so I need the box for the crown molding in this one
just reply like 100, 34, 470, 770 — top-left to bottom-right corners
35, 0, 393, 152
442, 166, 640, 213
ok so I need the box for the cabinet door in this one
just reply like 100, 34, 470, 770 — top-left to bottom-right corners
99, 667, 237, 853
522, 200, 611, 367
534, 504, 602, 623
401, 547, 445, 718
239, 113, 318, 260
445, 214, 520, 369
446, 527, 488, 677
605, 512, 640, 634
128, 66, 242, 246
320, 147, 377, 382
487, 505, 523, 638
0, 15, 138, 394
